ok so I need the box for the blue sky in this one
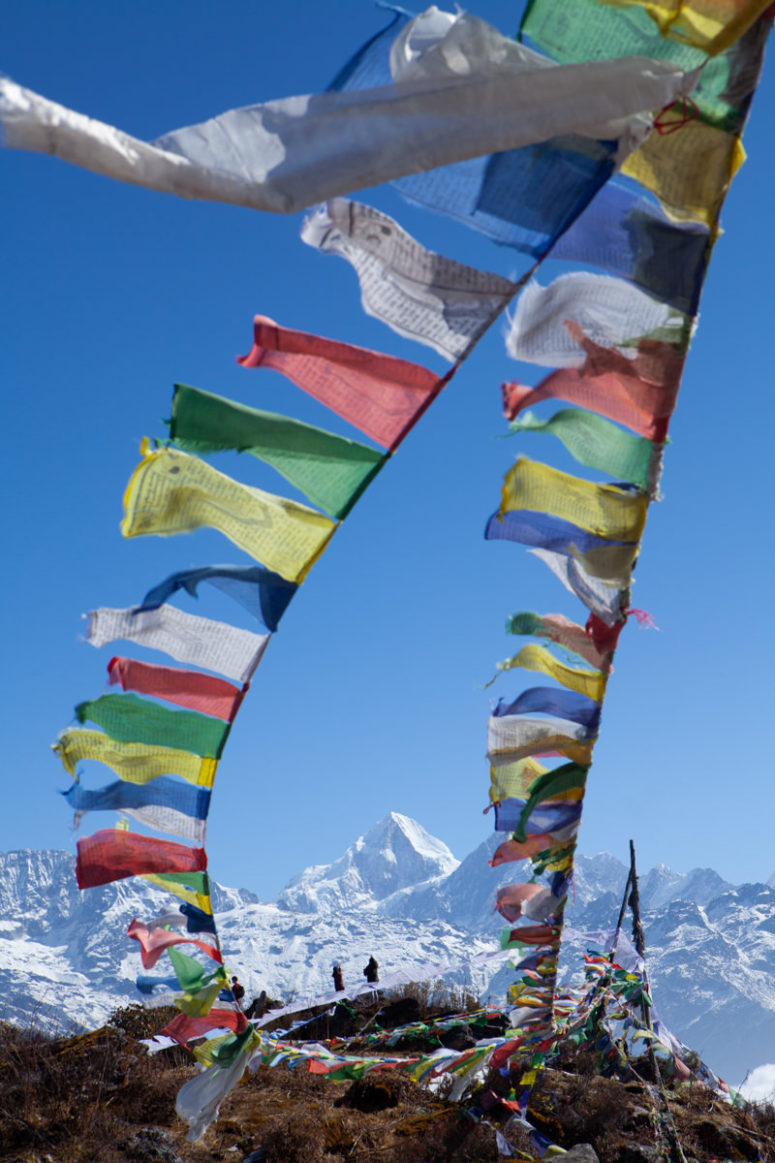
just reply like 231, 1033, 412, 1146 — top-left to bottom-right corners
2, 1, 774, 901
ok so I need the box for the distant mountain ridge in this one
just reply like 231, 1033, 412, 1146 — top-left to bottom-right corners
1, 813, 774, 1085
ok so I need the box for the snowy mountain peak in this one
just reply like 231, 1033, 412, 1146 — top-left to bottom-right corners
276, 813, 459, 915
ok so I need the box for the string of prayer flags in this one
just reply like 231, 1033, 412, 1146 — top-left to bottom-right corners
168, 383, 385, 520
138, 565, 296, 632
0, 11, 694, 222
300, 199, 516, 361
593, 0, 774, 54
87, 605, 269, 684
53, 729, 216, 788
76, 828, 206, 889
122, 443, 337, 584
506, 272, 690, 369
142, 871, 212, 913
107, 657, 244, 722
75, 694, 227, 758
493, 688, 602, 732
237, 316, 445, 450
487, 713, 596, 766
491, 644, 607, 700
64, 777, 211, 845
496, 457, 647, 545
505, 611, 614, 671
127, 919, 221, 970
550, 181, 710, 313
529, 548, 629, 625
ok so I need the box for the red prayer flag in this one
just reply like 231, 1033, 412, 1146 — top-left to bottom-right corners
237, 315, 448, 450
503, 325, 684, 442
127, 918, 221, 968
76, 828, 206, 889
107, 656, 244, 721
162, 1009, 247, 1046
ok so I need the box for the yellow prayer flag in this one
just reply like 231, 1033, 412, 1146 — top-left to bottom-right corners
53, 729, 216, 787
500, 457, 647, 543
621, 121, 744, 225
489, 757, 548, 802
595, 0, 773, 54
496, 644, 608, 701
122, 441, 337, 584
142, 873, 212, 913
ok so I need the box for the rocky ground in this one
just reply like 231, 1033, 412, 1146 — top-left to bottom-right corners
1, 999, 772, 1163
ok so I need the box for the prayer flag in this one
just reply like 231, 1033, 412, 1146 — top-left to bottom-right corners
494, 799, 583, 836
75, 694, 227, 758
151, 903, 216, 935
493, 688, 602, 732
76, 828, 206, 889
162, 1010, 248, 1047
301, 198, 516, 360
0, 12, 692, 222
510, 764, 589, 842
506, 271, 690, 368
87, 604, 268, 684
492, 644, 607, 701
237, 316, 443, 450
169, 383, 385, 519
122, 443, 336, 584
503, 327, 685, 442
489, 756, 549, 804
107, 657, 243, 721
53, 729, 216, 787
138, 564, 296, 632
485, 509, 639, 580
64, 777, 211, 845
592, 0, 773, 54
142, 871, 212, 913
127, 919, 221, 969
507, 410, 663, 496
529, 548, 628, 625
497, 457, 647, 544
487, 714, 596, 765
505, 611, 613, 671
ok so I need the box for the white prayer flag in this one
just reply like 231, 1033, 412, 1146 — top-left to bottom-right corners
87, 605, 269, 684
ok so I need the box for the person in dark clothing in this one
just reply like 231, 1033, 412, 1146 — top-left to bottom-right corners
363, 955, 379, 984
231, 975, 245, 1003
332, 963, 345, 992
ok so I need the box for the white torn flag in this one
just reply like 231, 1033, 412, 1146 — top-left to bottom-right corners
302, 198, 516, 360
0, 11, 696, 215
506, 271, 689, 368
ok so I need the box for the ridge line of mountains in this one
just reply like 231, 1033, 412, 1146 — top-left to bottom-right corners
2, 811, 774, 1086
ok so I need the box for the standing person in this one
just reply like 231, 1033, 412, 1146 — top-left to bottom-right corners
363, 955, 379, 984
332, 963, 345, 992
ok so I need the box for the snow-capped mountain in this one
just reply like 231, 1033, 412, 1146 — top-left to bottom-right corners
1, 814, 774, 1086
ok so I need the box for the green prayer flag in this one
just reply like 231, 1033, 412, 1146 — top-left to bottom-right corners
507, 408, 659, 492
169, 383, 386, 519
75, 693, 226, 758
515, 763, 589, 843
168, 947, 220, 993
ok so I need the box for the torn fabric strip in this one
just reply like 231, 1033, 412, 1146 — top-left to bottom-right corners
75, 694, 227, 758
107, 657, 243, 722
504, 611, 613, 671
237, 315, 443, 450
121, 444, 336, 584
87, 604, 268, 684
138, 564, 296, 632
493, 644, 607, 701
0, 11, 693, 215
169, 382, 385, 519
53, 729, 216, 788
301, 199, 516, 360
76, 828, 206, 889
